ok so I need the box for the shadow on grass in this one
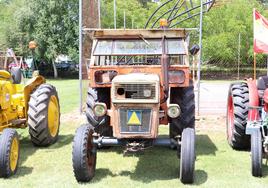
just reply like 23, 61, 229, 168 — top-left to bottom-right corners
47, 134, 73, 149
261, 163, 268, 177
196, 134, 218, 156
10, 166, 34, 178
13, 133, 73, 177
93, 134, 216, 185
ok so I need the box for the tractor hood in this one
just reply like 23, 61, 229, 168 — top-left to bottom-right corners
111, 73, 160, 104
112, 73, 159, 83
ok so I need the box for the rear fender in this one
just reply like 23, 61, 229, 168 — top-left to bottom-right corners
247, 79, 260, 121
24, 75, 46, 114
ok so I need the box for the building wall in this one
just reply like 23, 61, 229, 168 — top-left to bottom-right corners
82, 0, 99, 79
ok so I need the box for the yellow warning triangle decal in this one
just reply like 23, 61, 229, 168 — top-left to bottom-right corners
128, 112, 141, 125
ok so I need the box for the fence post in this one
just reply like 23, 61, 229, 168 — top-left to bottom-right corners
98, 0, 101, 28
79, 0, 83, 114
197, 0, 204, 116
267, 56, 268, 76
114, 0, 117, 29
237, 33, 240, 80
124, 10, 126, 29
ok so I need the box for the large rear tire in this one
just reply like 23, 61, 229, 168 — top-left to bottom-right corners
0, 129, 20, 178
170, 81, 195, 139
28, 84, 60, 146
251, 129, 262, 177
180, 128, 195, 184
86, 88, 112, 137
227, 83, 250, 149
72, 124, 97, 182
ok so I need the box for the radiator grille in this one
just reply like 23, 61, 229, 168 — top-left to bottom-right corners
119, 108, 152, 134
115, 84, 156, 99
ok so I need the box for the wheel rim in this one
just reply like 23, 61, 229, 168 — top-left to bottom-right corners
48, 95, 60, 137
87, 130, 96, 176
10, 137, 19, 172
227, 95, 234, 141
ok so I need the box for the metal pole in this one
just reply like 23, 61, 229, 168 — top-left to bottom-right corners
266, 56, 268, 76
124, 10, 126, 29
238, 33, 240, 80
79, 0, 83, 114
114, 0, 117, 29
197, 0, 203, 116
254, 52, 256, 80
98, 0, 101, 28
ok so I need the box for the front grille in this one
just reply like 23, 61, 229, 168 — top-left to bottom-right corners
119, 108, 152, 134
115, 84, 156, 99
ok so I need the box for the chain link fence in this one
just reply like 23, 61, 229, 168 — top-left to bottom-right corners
196, 33, 268, 81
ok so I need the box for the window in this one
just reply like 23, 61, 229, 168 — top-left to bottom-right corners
93, 38, 187, 65
167, 39, 186, 55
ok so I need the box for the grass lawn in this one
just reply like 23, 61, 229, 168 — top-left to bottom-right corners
0, 80, 268, 188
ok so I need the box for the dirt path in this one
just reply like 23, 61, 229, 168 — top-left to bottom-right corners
195, 81, 230, 116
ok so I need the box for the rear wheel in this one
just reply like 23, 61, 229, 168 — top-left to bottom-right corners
170, 81, 195, 139
0, 129, 20, 178
180, 128, 195, 184
227, 83, 250, 149
86, 88, 112, 137
72, 124, 97, 182
251, 129, 262, 177
28, 84, 60, 146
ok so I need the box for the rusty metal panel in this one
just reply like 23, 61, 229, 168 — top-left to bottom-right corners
84, 29, 187, 39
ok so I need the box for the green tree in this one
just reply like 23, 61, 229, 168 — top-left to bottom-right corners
202, 0, 265, 66
1, 0, 78, 78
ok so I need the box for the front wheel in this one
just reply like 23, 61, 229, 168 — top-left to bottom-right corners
0, 129, 20, 178
72, 124, 97, 182
251, 129, 262, 177
180, 128, 195, 184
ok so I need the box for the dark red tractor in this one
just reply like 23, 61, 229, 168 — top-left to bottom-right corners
227, 76, 268, 177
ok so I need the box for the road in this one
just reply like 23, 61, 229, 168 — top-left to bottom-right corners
195, 81, 230, 116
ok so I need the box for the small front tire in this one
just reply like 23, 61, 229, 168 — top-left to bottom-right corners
180, 128, 195, 184
0, 129, 20, 178
251, 129, 262, 177
72, 124, 97, 182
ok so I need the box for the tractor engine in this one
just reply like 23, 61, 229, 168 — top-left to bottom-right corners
110, 73, 160, 139
0, 80, 24, 127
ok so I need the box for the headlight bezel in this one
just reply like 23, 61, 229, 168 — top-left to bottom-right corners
167, 104, 181, 119
93, 102, 107, 117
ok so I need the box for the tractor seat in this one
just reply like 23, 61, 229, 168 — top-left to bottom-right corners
257, 76, 268, 98
257, 76, 268, 90
0, 70, 11, 80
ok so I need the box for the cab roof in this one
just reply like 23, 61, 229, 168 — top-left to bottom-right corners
84, 29, 188, 39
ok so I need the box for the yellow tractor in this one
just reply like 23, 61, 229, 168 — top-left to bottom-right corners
0, 67, 60, 177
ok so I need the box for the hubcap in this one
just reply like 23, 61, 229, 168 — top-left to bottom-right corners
10, 137, 19, 172
48, 95, 60, 137
87, 130, 96, 175
227, 95, 234, 140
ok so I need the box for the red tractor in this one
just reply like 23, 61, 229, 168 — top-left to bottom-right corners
227, 77, 268, 177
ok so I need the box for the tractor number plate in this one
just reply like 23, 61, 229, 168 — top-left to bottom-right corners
127, 110, 142, 126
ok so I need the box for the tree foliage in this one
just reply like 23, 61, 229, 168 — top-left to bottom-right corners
0, 0, 268, 68
202, 0, 266, 66
0, 0, 78, 64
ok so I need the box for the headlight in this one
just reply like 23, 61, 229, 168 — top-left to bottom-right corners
167, 104, 181, 118
144, 89, 152, 98
93, 103, 107, 117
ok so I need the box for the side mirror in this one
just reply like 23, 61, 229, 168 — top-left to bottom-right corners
189, 45, 200, 56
